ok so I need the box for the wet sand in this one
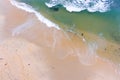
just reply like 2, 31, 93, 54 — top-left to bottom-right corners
0, 0, 120, 80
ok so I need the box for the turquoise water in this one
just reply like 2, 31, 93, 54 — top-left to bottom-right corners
18, 0, 120, 43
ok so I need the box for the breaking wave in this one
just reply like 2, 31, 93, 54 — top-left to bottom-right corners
10, 0, 60, 30
45, 0, 113, 12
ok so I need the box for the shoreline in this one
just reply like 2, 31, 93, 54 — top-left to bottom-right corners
10, 0, 60, 30
0, 0, 120, 80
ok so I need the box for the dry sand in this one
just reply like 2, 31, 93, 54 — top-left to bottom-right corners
0, 0, 120, 80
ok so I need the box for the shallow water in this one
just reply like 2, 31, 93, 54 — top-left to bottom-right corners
17, 0, 120, 44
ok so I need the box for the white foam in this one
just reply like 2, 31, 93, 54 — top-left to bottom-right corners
45, 3, 55, 8
10, 0, 60, 30
63, 2, 85, 12
46, 0, 112, 13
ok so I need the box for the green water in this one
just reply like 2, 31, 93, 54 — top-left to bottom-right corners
19, 0, 120, 43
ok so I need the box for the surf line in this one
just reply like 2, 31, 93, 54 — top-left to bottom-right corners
10, 0, 60, 30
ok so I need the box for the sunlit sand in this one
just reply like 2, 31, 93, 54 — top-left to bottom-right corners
0, 0, 120, 80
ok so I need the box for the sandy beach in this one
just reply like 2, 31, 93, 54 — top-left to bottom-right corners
0, 0, 120, 80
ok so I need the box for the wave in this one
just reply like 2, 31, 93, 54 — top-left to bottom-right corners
10, 0, 60, 30
45, 0, 113, 12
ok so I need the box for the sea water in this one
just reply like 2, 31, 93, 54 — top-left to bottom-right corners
13, 0, 120, 44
